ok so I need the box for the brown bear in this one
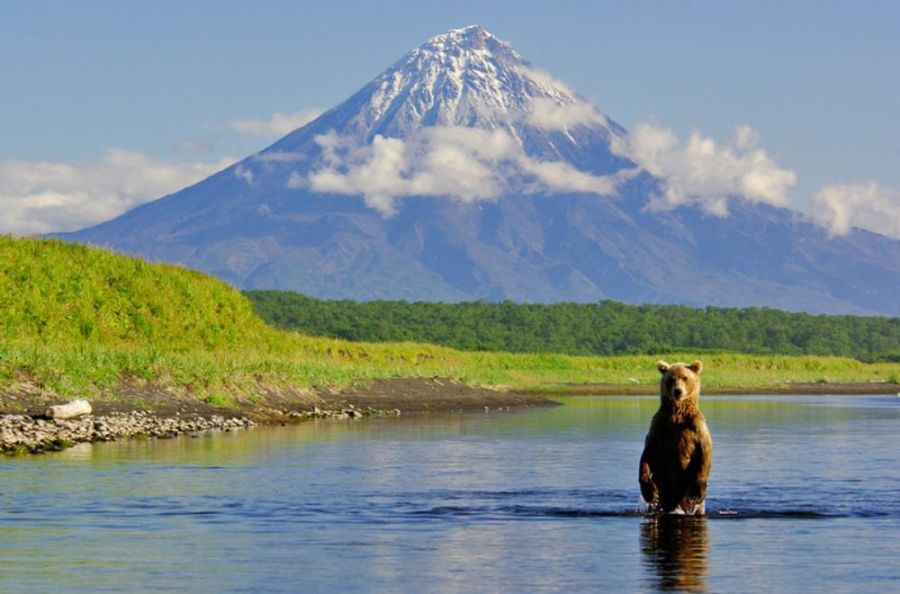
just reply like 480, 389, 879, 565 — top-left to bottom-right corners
639, 360, 713, 515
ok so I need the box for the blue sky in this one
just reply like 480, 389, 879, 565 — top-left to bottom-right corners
2, 0, 898, 234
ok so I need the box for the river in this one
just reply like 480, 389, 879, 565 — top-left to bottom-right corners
2, 395, 899, 593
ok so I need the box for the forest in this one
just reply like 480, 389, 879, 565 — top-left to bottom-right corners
245, 291, 900, 362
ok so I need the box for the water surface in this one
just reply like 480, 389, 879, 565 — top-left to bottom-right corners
2, 395, 899, 592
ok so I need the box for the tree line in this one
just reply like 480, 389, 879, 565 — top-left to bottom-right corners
244, 291, 900, 361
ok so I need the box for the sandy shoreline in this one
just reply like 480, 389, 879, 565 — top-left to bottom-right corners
3, 378, 897, 454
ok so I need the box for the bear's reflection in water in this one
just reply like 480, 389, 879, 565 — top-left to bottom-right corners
641, 515, 710, 593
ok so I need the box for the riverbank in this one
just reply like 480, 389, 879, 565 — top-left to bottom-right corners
0, 377, 555, 454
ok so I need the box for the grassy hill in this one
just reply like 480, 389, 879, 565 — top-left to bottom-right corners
1, 236, 896, 414
1, 236, 268, 349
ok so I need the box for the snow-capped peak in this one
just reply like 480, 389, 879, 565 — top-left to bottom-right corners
265, 26, 626, 174
332, 25, 608, 141
419, 25, 512, 55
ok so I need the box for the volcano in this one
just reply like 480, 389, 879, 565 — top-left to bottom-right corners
61, 26, 900, 314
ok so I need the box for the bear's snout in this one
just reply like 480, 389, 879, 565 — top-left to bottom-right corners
673, 386, 684, 398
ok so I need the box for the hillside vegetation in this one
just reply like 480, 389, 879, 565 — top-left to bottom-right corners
245, 291, 900, 361
0, 237, 896, 412
2, 237, 269, 349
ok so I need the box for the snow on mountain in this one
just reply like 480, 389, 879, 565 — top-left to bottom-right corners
346, 25, 601, 136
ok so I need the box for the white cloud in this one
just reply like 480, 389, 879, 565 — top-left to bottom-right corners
174, 138, 214, 153
234, 164, 255, 185
733, 125, 760, 150
519, 158, 617, 195
252, 151, 306, 163
303, 127, 617, 216
526, 97, 608, 131
517, 65, 577, 97
286, 171, 306, 189
811, 182, 900, 239
0, 150, 234, 235
611, 123, 796, 216
228, 109, 322, 138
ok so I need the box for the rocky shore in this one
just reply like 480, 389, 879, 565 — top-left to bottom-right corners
0, 405, 411, 455
0, 411, 255, 455
0, 377, 555, 455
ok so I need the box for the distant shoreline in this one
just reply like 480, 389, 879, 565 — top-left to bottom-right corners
526, 381, 900, 396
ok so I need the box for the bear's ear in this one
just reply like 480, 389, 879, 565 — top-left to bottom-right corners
656, 360, 670, 374
689, 360, 703, 375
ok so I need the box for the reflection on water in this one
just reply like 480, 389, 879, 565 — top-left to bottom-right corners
641, 515, 709, 593
1, 395, 899, 593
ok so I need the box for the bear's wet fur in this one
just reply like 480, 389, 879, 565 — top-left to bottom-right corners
639, 360, 713, 515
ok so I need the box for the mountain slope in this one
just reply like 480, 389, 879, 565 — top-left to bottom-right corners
61, 26, 900, 315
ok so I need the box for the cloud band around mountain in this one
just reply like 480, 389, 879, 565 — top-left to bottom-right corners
3, 117, 897, 242
294, 121, 802, 222
303, 127, 618, 216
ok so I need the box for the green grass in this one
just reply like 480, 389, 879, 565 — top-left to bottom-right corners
1, 236, 896, 408
0, 236, 268, 349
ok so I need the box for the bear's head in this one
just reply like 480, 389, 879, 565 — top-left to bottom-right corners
657, 360, 703, 405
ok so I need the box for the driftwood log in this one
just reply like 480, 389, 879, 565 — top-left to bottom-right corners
45, 399, 92, 420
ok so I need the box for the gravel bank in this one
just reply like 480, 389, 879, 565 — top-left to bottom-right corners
1, 377, 556, 455
0, 411, 255, 455
0, 405, 412, 455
